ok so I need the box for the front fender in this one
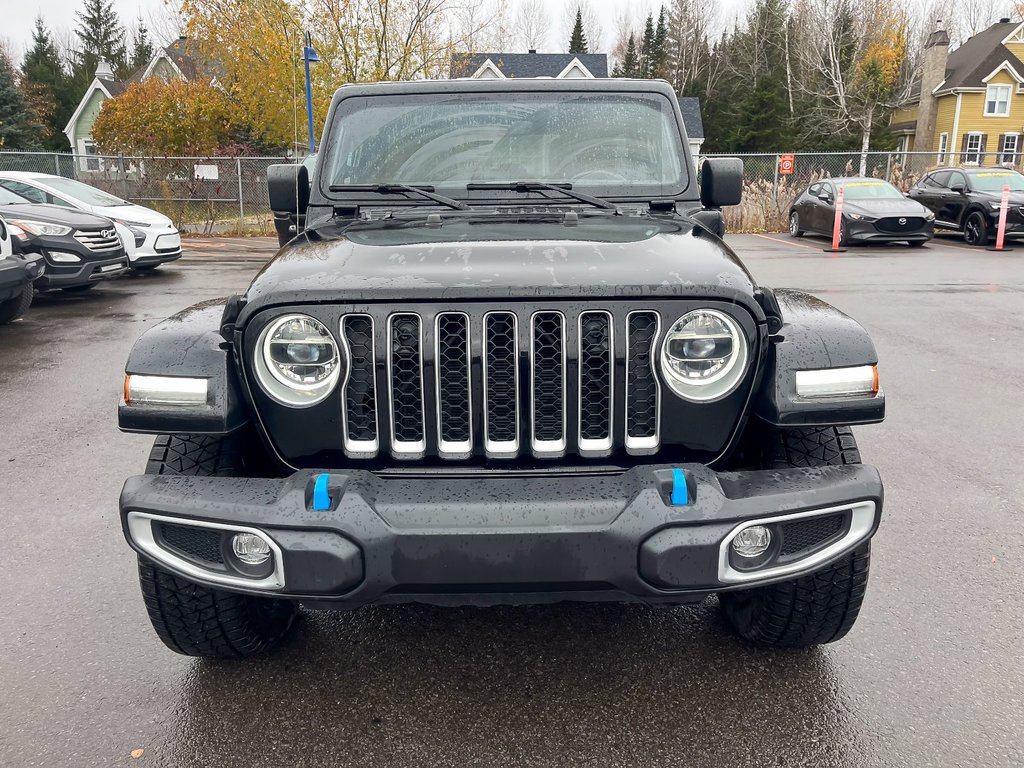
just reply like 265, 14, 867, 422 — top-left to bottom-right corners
118, 299, 250, 435
754, 289, 885, 427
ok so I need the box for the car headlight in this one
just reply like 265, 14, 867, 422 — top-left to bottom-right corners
254, 314, 342, 406
660, 309, 748, 402
989, 202, 1003, 210
114, 219, 152, 228
924, 211, 936, 221
6, 219, 72, 237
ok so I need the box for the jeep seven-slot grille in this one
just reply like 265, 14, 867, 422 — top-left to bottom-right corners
338, 310, 662, 459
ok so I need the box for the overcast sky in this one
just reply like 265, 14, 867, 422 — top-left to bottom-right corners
6, 0, 749, 59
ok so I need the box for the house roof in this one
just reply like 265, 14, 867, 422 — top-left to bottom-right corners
906, 21, 1024, 100
450, 53, 610, 79
678, 96, 704, 139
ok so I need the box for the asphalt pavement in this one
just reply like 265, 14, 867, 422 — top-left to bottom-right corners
1, 233, 1022, 767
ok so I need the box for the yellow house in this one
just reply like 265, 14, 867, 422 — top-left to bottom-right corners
892, 18, 1024, 167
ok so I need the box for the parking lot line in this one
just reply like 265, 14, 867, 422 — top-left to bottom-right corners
752, 233, 818, 251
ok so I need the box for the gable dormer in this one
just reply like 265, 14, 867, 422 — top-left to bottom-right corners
1001, 21, 1024, 61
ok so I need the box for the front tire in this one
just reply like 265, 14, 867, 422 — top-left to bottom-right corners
137, 434, 297, 658
963, 211, 990, 246
0, 284, 33, 324
719, 426, 872, 648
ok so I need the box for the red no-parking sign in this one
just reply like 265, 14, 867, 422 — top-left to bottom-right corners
779, 154, 795, 175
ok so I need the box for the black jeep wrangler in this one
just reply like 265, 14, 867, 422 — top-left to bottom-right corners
118, 79, 885, 658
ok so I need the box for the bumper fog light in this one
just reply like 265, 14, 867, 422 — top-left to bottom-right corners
731, 525, 772, 558
48, 251, 82, 263
231, 533, 272, 565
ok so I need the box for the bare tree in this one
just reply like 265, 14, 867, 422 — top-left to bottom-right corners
665, 0, 717, 93
513, 0, 549, 51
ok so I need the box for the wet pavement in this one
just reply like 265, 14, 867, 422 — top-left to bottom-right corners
1, 234, 1022, 767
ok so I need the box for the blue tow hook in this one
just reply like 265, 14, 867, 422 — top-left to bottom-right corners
312, 473, 332, 511
670, 468, 690, 506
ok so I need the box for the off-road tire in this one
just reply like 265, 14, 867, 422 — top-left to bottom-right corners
0, 284, 32, 324
789, 211, 804, 237
963, 210, 990, 246
137, 434, 297, 658
719, 426, 871, 648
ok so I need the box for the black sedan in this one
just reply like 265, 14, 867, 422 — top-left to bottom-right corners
908, 167, 1024, 246
0, 187, 128, 292
789, 177, 935, 246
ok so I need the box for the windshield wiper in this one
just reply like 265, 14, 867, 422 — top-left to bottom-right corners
328, 183, 470, 211
466, 181, 620, 212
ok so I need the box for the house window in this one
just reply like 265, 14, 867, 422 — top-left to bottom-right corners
894, 135, 908, 163
937, 132, 949, 164
985, 84, 1011, 116
963, 132, 984, 164
78, 139, 101, 172
1000, 133, 1020, 165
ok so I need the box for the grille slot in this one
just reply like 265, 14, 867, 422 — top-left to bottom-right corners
578, 311, 613, 455
780, 514, 845, 556
483, 312, 519, 457
531, 311, 567, 455
74, 229, 121, 252
625, 311, 661, 454
388, 313, 426, 456
341, 315, 379, 456
157, 523, 223, 565
436, 312, 472, 457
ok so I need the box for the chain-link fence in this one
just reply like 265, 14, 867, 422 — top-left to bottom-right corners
0, 151, 288, 235
0, 148, 1012, 235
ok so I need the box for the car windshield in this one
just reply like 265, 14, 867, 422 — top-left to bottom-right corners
34, 176, 129, 206
968, 171, 1024, 192
321, 91, 687, 197
0, 187, 30, 205
840, 180, 904, 200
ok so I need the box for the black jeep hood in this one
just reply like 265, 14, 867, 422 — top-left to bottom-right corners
240, 215, 760, 322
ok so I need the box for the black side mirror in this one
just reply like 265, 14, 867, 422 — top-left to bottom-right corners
268, 163, 310, 215
950, 184, 965, 194
701, 157, 743, 208
819, 192, 833, 203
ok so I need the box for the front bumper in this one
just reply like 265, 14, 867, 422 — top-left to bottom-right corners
120, 463, 883, 608
846, 218, 934, 242
35, 254, 128, 289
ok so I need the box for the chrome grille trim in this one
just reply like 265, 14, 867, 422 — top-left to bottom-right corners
387, 313, 426, 458
624, 310, 662, 455
435, 312, 473, 459
74, 229, 122, 252
577, 310, 614, 457
339, 314, 379, 458
530, 310, 567, 457
482, 311, 520, 458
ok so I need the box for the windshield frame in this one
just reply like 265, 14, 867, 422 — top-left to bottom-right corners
315, 80, 696, 209
35, 176, 130, 207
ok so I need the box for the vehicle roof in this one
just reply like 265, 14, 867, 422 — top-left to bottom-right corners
0, 171, 54, 180
818, 177, 897, 185
330, 77, 680, 102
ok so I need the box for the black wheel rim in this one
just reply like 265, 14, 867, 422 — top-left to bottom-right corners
965, 215, 982, 244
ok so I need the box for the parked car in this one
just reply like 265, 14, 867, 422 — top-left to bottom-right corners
0, 172, 181, 270
790, 177, 935, 246
908, 167, 1024, 246
119, 78, 885, 659
269, 153, 316, 247
1, 186, 128, 292
0, 215, 45, 323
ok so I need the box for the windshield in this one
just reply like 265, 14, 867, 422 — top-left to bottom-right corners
969, 170, 1024, 192
35, 177, 129, 206
841, 180, 904, 200
321, 91, 687, 197
0, 187, 30, 205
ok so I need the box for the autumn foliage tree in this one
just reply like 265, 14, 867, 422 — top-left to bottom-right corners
92, 78, 240, 155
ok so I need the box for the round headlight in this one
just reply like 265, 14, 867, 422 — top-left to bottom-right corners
660, 309, 748, 402
255, 314, 342, 406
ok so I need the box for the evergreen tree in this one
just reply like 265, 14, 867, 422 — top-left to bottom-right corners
20, 17, 74, 150
72, 0, 127, 83
652, 6, 669, 79
130, 19, 154, 71
639, 14, 655, 77
621, 33, 640, 78
0, 52, 42, 149
568, 7, 588, 54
